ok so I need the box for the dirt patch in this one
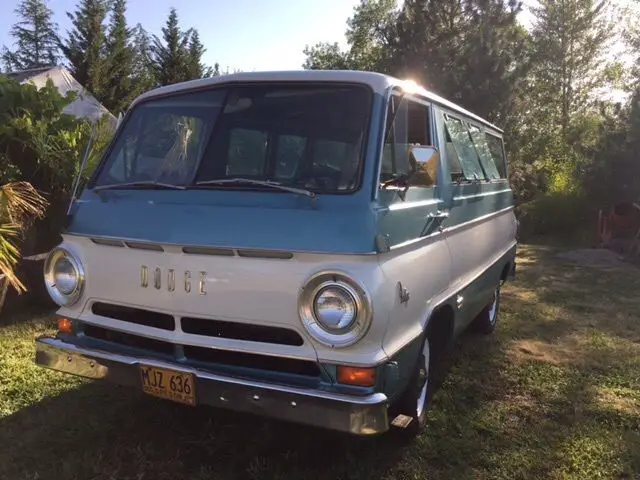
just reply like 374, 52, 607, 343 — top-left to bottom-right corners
555, 248, 634, 270
509, 339, 579, 366
594, 387, 640, 416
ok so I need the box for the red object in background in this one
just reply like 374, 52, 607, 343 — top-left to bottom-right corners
599, 202, 640, 246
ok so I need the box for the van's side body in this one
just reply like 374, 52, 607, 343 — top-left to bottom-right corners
34, 71, 517, 436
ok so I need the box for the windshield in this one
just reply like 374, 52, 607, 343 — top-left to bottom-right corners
92, 84, 372, 193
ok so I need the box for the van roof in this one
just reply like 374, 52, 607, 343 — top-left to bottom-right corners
131, 70, 503, 134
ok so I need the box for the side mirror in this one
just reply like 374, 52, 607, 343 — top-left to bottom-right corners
408, 145, 439, 187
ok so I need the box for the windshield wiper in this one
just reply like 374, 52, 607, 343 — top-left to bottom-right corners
93, 180, 186, 191
195, 178, 317, 199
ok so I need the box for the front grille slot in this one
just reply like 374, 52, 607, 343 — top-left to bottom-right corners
91, 303, 175, 331
81, 325, 320, 377
183, 346, 320, 376
181, 317, 303, 346
84, 325, 174, 355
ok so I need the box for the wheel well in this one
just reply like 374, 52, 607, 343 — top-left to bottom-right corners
500, 262, 511, 283
426, 304, 455, 351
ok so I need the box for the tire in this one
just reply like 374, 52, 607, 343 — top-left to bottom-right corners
388, 334, 433, 438
471, 283, 501, 335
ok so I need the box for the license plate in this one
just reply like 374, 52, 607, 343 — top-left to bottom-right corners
139, 365, 196, 406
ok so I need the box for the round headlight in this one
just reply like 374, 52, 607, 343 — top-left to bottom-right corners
298, 272, 372, 348
314, 286, 357, 332
44, 247, 85, 306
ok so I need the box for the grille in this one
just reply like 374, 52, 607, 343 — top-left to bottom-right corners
182, 345, 320, 376
84, 325, 175, 355
91, 303, 175, 331
82, 325, 320, 377
92, 303, 304, 347
181, 317, 303, 346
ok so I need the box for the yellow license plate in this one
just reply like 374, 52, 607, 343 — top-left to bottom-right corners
139, 365, 196, 406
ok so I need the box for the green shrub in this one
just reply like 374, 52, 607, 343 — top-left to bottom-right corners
0, 75, 114, 254
517, 191, 595, 243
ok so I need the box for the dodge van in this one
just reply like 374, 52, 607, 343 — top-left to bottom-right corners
35, 70, 517, 436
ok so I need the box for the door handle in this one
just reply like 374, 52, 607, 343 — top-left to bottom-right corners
428, 210, 449, 219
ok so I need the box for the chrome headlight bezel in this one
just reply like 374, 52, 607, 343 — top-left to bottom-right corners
44, 247, 85, 307
298, 271, 373, 348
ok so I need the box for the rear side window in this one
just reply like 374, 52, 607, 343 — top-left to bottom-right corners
468, 125, 501, 180
485, 133, 507, 178
444, 115, 484, 181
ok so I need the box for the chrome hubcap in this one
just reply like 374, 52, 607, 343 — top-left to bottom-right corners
416, 338, 430, 417
488, 288, 499, 325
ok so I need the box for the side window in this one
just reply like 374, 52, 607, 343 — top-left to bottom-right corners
275, 134, 305, 179
468, 125, 501, 180
381, 95, 436, 188
485, 133, 508, 179
227, 128, 267, 176
443, 115, 485, 181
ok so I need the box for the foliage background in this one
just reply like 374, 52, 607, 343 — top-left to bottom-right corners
0, 0, 639, 289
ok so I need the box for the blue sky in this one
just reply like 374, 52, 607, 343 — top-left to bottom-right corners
0, 0, 362, 72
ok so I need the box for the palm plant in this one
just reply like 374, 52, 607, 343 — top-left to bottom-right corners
0, 181, 48, 294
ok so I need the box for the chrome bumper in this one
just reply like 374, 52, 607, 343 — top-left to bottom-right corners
34, 336, 390, 436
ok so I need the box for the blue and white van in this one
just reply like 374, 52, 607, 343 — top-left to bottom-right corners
36, 71, 517, 436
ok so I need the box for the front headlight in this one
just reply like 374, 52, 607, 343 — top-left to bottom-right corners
44, 247, 85, 306
299, 272, 372, 348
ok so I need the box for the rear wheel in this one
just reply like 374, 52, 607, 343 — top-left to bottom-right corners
471, 283, 501, 334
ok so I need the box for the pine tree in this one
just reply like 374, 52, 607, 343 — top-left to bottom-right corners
530, 0, 614, 140
60, 0, 109, 99
186, 30, 212, 79
1, 0, 59, 71
150, 8, 192, 86
102, 0, 136, 114
131, 24, 156, 92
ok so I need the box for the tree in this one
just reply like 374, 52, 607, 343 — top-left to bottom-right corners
530, 0, 614, 140
186, 30, 213, 79
1, 0, 59, 71
60, 0, 109, 100
102, 0, 136, 114
303, 0, 529, 123
303, 42, 351, 70
392, 0, 529, 123
131, 24, 156, 93
150, 8, 192, 86
302, 0, 398, 71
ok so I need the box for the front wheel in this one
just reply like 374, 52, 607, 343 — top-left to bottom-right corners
388, 335, 432, 437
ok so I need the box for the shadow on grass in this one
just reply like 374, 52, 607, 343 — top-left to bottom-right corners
0, 380, 414, 480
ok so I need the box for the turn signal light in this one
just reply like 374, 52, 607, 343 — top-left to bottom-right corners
337, 366, 376, 387
57, 317, 73, 334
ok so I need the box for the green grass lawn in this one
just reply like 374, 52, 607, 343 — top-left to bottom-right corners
1, 245, 639, 480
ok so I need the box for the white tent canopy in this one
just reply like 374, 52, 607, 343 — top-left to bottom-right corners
7, 66, 117, 128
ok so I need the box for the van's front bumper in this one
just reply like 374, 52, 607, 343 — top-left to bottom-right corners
34, 336, 390, 436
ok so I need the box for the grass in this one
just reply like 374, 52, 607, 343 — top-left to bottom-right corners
1, 244, 639, 480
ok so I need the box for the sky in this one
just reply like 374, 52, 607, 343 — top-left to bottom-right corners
0, 0, 362, 72
0, 0, 628, 80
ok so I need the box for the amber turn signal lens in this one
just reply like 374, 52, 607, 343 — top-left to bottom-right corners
57, 317, 73, 334
337, 366, 376, 387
